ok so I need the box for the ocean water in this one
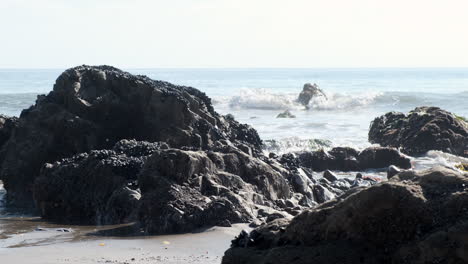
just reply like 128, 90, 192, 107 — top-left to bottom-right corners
1, 68, 467, 153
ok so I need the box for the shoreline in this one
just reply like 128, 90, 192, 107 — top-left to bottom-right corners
0, 215, 248, 264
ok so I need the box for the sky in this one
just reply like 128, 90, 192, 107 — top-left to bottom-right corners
0, 0, 468, 68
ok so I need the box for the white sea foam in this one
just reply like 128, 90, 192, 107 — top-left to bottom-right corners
227, 88, 300, 110
412, 150, 468, 171
262, 137, 333, 155
307, 91, 383, 110
222, 88, 384, 111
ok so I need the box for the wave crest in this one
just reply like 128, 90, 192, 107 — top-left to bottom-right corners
307, 91, 382, 110
228, 88, 299, 110
263, 137, 333, 154
223, 88, 384, 111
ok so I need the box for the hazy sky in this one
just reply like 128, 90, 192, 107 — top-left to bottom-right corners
1, 0, 468, 68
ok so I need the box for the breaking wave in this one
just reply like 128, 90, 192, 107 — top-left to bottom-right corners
227, 88, 299, 110
215, 88, 431, 111
308, 91, 383, 110
262, 137, 333, 155
413, 150, 468, 171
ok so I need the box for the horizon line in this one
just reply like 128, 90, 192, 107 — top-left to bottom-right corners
1, 66, 468, 70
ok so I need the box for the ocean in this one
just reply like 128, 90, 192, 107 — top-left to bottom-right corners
1, 68, 468, 153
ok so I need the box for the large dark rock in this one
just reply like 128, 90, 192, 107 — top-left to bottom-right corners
357, 146, 411, 169
369, 106, 468, 157
33, 140, 166, 224
296, 83, 327, 107
222, 167, 468, 264
282, 146, 411, 172
0, 66, 262, 206
34, 138, 295, 231
138, 146, 292, 234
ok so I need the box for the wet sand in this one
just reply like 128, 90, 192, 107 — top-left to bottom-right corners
0, 215, 248, 264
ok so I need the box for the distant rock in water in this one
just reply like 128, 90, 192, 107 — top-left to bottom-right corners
296, 83, 327, 107
0, 65, 261, 207
222, 167, 468, 264
369, 106, 468, 157
276, 110, 296, 118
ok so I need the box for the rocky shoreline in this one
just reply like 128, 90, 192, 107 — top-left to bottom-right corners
222, 167, 468, 264
1, 66, 467, 262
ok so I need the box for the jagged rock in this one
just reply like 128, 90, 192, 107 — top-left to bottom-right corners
33, 140, 164, 224
137, 147, 292, 234
276, 110, 296, 118
34, 139, 296, 231
277, 153, 300, 170
282, 146, 411, 172
369, 106, 468, 157
222, 167, 468, 264
323, 170, 338, 182
1, 66, 262, 207
297, 83, 327, 107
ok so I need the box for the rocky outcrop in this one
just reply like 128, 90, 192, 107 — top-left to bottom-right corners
296, 83, 327, 107
33, 140, 166, 224
279, 146, 411, 172
34, 138, 295, 232
0, 66, 261, 206
137, 146, 293, 234
32, 136, 382, 233
222, 167, 468, 264
276, 110, 296, 118
369, 106, 468, 157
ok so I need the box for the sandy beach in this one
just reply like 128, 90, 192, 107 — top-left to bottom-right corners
0, 216, 248, 264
